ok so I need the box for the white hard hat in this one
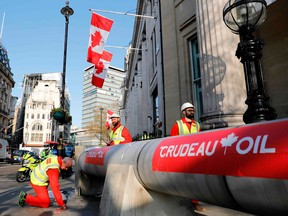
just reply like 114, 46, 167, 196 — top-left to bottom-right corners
181, 102, 194, 112
110, 113, 120, 119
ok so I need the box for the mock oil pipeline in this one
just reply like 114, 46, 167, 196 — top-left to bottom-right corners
78, 119, 288, 215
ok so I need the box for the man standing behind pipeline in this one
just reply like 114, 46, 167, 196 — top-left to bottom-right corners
108, 113, 132, 146
170, 102, 204, 212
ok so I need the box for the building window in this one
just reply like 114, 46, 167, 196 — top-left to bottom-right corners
152, 88, 159, 126
32, 123, 43, 131
153, 29, 157, 67
46, 133, 51, 141
189, 36, 203, 120
151, 28, 156, 71
25, 133, 29, 143
42, 114, 45, 119
31, 123, 43, 142
31, 133, 43, 142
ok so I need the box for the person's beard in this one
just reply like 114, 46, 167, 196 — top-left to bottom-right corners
185, 113, 194, 120
112, 121, 119, 127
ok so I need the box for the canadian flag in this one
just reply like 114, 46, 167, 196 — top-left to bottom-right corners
87, 13, 114, 65
91, 50, 113, 88
105, 109, 114, 130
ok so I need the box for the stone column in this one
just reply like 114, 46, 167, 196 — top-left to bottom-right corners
196, 0, 247, 129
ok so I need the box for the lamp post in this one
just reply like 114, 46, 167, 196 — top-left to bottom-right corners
223, 0, 277, 124
60, 1, 74, 110
100, 107, 104, 145
58, 1, 73, 157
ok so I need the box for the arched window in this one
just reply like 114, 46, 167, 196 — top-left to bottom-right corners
32, 123, 43, 131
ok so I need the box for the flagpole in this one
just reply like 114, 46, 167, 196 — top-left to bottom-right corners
105, 45, 142, 51
0, 12, 5, 42
89, 9, 156, 19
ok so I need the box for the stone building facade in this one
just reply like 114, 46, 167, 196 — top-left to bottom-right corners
15, 72, 71, 150
122, 0, 288, 138
0, 42, 15, 142
122, 0, 164, 139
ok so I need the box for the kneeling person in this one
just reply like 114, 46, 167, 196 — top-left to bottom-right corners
18, 155, 73, 209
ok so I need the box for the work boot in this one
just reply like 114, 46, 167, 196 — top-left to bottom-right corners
18, 191, 27, 207
193, 202, 205, 212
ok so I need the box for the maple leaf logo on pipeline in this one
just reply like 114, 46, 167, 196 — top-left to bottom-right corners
86, 149, 104, 158
221, 133, 238, 155
159, 133, 276, 158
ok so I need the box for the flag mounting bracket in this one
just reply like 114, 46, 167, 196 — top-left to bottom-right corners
89, 9, 156, 19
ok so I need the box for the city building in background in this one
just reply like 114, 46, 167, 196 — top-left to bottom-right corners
122, 0, 288, 138
0, 42, 16, 146
14, 72, 71, 152
121, 0, 164, 140
78, 65, 125, 146
7, 95, 17, 136
24, 80, 59, 147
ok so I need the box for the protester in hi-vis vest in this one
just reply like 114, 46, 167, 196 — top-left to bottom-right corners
18, 155, 73, 210
39, 144, 52, 160
170, 102, 205, 212
170, 102, 200, 135
108, 113, 132, 146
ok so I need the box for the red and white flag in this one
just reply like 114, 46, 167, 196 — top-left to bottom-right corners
91, 50, 113, 88
105, 109, 114, 130
87, 13, 114, 65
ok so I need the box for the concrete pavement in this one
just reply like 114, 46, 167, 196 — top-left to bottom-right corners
1, 171, 256, 216
1, 173, 100, 216
195, 203, 255, 216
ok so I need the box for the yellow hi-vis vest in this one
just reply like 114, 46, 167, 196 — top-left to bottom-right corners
40, 148, 52, 159
176, 120, 200, 135
30, 155, 60, 186
109, 126, 125, 145
141, 133, 149, 140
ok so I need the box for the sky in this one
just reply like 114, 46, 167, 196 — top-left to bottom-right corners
0, 0, 137, 127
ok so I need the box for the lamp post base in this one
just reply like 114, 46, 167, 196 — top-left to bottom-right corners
243, 95, 277, 124
236, 35, 277, 124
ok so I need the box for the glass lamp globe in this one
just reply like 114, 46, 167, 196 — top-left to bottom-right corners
223, 0, 267, 34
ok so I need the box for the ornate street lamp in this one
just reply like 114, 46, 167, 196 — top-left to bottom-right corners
58, 1, 74, 157
223, 0, 277, 124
